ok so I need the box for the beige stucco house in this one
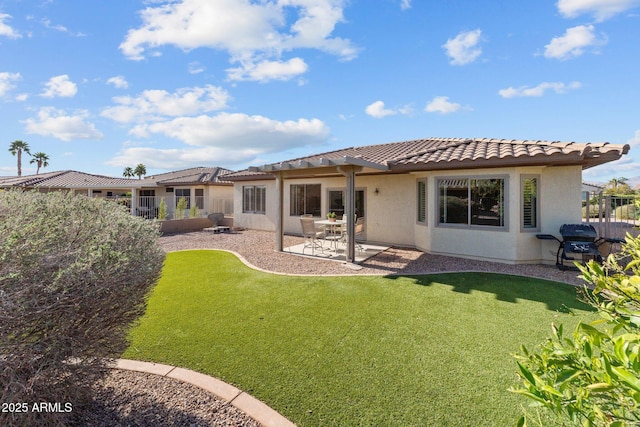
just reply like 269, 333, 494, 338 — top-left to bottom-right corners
226, 137, 629, 264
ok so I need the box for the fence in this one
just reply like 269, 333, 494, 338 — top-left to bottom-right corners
583, 192, 639, 240
107, 195, 234, 219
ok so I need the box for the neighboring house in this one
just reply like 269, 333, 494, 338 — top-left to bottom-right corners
0, 167, 234, 219
225, 137, 629, 264
136, 167, 234, 219
0, 170, 139, 198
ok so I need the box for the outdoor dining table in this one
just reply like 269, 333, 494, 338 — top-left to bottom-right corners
315, 219, 345, 253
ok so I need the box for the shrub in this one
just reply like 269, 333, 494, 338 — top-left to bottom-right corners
582, 204, 601, 218
174, 196, 187, 219
0, 190, 165, 426
189, 203, 199, 218
614, 203, 637, 220
158, 198, 168, 220
512, 233, 640, 426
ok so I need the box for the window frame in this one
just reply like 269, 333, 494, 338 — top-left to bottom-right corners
521, 175, 540, 232
416, 178, 427, 225
326, 187, 366, 219
174, 188, 191, 209
242, 185, 266, 214
290, 184, 321, 217
436, 175, 508, 230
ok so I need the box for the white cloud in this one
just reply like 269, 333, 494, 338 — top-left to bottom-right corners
226, 57, 308, 82
119, 0, 358, 81
41, 18, 85, 36
425, 96, 461, 114
106, 145, 263, 169
188, 61, 205, 74
0, 72, 21, 97
107, 75, 129, 89
365, 100, 397, 118
101, 85, 231, 123
41, 75, 78, 98
557, 0, 640, 21
627, 129, 640, 147
23, 107, 104, 141
0, 13, 21, 39
499, 81, 582, 98
128, 112, 330, 152
400, 0, 412, 10
544, 25, 606, 60
442, 29, 483, 65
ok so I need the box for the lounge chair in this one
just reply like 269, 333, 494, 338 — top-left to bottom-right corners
203, 213, 230, 233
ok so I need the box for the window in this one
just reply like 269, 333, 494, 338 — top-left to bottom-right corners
417, 179, 427, 224
175, 188, 190, 209
290, 184, 321, 216
328, 189, 366, 218
438, 177, 505, 228
521, 176, 539, 230
195, 188, 204, 209
243, 185, 266, 214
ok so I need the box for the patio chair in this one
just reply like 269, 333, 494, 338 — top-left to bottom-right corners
300, 217, 325, 255
203, 213, 230, 233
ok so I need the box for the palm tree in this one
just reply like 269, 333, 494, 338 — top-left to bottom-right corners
8, 140, 31, 177
133, 163, 147, 180
608, 177, 628, 190
122, 166, 135, 178
29, 152, 50, 174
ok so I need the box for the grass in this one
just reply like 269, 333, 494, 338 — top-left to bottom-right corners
124, 250, 596, 426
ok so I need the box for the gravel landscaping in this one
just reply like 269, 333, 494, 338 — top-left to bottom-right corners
81, 228, 589, 426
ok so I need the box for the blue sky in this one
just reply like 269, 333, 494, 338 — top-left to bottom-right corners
0, 0, 638, 182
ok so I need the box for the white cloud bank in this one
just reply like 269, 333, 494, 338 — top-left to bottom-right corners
101, 85, 231, 123
499, 81, 581, 98
119, 0, 358, 82
544, 25, 606, 60
557, 0, 640, 21
23, 107, 104, 141
41, 75, 78, 98
442, 29, 483, 65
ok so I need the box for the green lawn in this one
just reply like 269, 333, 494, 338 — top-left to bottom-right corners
124, 250, 595, 426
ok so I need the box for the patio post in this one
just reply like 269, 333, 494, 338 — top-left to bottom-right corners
274, 172, 284, 252
339, 166, 357, 263
130, 187, 138, 216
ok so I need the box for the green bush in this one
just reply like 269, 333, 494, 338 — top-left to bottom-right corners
512, 233, 640, 426
582, 204, 601, 218
158, 198, 168, 220
174, 196, 187, 219
614, 203, 637, 220
0, 190, 165, 426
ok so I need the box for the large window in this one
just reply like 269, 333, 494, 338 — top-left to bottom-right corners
243, 185, 266, 214
438, 177, 505, 228
417, 179, 427, 224
290, 184, 321, 216
327, 189, 365, 218
195, 188, 204, 209
175, 188, 190, 209
521, 176, 539, 230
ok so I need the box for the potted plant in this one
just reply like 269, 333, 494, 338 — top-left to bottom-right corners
326, 211, 337, 222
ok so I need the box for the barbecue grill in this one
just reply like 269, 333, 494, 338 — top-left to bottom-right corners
536, 224, 622, 271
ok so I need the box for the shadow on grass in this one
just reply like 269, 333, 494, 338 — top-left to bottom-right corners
385, 272, 594, 313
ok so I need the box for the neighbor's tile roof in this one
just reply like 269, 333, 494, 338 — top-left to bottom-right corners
226, 137, 629, 179
0, 170, 138, 188
141, 167, 233, 185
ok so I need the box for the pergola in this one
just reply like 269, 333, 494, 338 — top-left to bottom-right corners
250, 156, 388, 263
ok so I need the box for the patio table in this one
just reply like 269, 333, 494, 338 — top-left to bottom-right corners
315, 219, 345, 253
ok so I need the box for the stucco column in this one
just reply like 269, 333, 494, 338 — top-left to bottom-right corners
339, 166, 357, 263
274, 172, 284, 252
130, 187, 137, 216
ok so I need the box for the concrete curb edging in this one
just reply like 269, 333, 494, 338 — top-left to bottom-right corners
114, 359, 296, 427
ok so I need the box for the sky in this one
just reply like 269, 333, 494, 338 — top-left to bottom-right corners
0, 0, 639, 182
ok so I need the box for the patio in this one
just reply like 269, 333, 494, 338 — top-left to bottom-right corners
283, 240, 389, 263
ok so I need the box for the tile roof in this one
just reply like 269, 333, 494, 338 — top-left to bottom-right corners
0, 170, 138, 188
141, 167, 233, 185
226, 137, 629, 178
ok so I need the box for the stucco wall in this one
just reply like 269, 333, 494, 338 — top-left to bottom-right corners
232, 164, 585, 264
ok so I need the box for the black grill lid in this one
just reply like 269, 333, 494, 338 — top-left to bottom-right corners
559, 224, 597, 242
